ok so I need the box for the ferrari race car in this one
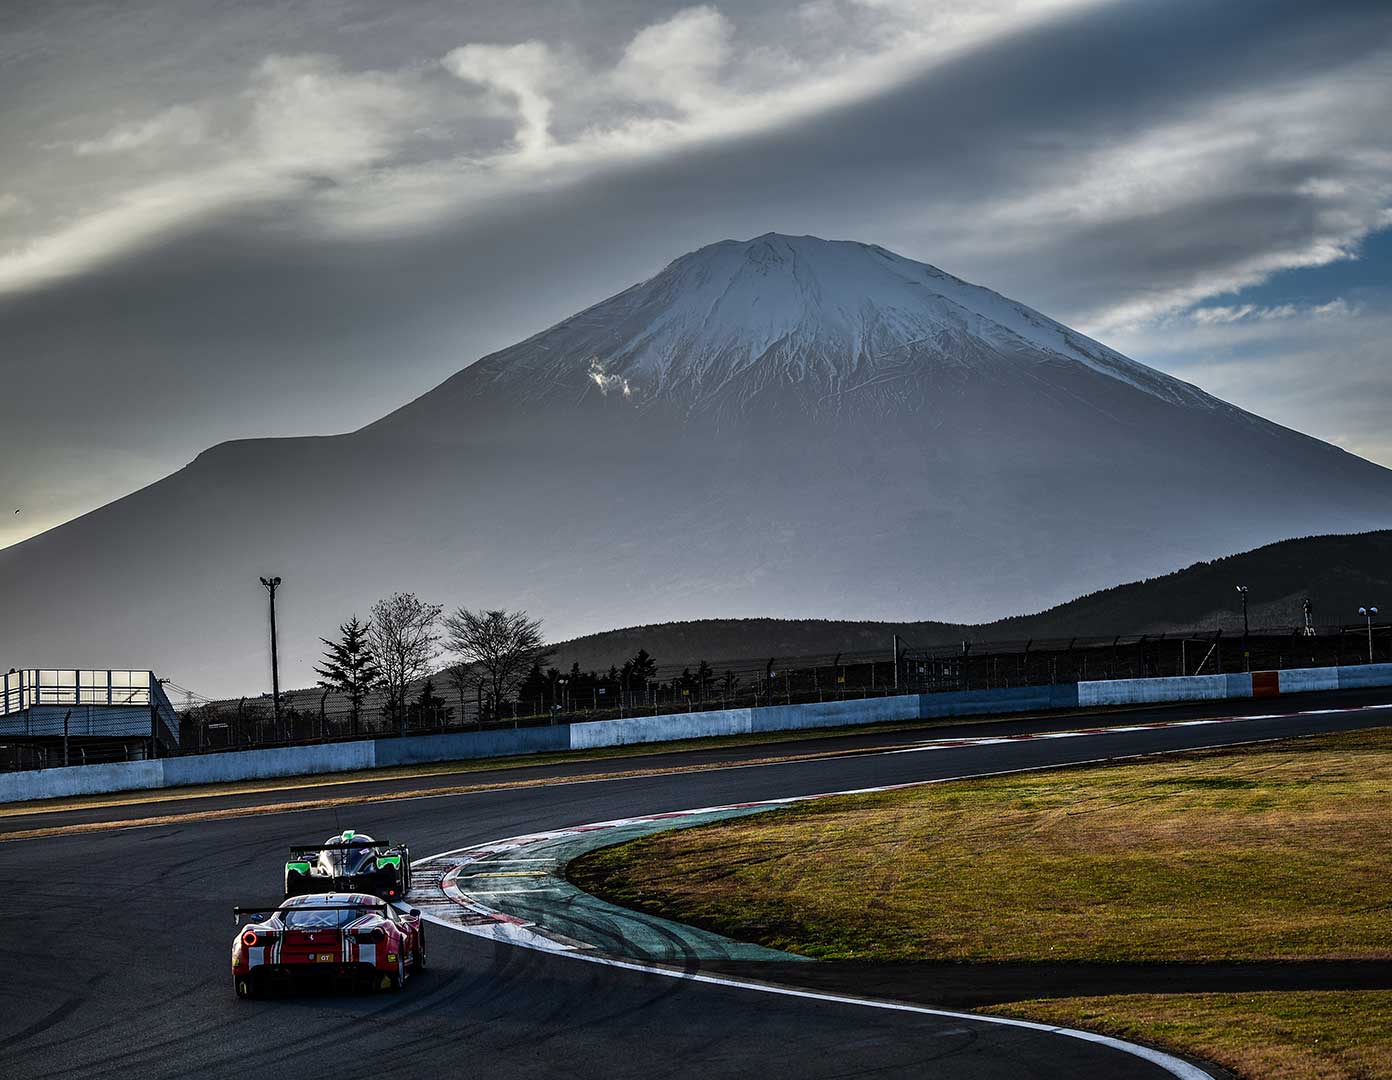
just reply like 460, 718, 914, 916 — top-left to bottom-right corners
232, 893, 426, 998
284, 830, 412, 901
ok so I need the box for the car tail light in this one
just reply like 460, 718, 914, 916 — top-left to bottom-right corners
241, 930, 259, 947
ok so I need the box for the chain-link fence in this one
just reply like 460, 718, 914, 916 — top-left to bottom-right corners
3, 620, 1388, 772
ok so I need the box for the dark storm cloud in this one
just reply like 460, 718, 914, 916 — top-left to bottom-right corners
2, 0, 1391, 543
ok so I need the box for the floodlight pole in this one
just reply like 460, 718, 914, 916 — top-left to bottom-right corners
1236, 586, 1250, 672
260, 576, 283, 735
1360, 606, 1379, 664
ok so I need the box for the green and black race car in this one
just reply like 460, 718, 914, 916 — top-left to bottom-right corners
284, 830, 412, 902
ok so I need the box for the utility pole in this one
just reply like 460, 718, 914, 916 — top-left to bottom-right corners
1359, 606, 1380, 664
892, 634, 900, 692
260, 576, 283, 737
1302, 598, 1316, 638
1236, 585, 1250, 672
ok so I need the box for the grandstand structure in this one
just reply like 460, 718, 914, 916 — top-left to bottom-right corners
0, 668, 179, 769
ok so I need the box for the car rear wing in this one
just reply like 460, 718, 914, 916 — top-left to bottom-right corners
234, 902, 389, 923
287, 841, 401, 856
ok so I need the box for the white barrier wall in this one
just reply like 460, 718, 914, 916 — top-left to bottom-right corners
1078, 673, 1251, 707
0, 759, 165, 802
570, 708, 753, 749
1278, 667, 1340, 694
160, 741, 378, 786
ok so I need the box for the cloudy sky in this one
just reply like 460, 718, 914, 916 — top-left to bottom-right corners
3, 0, 1390, 549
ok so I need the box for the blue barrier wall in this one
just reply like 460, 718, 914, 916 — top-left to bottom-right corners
376, 725, 569, 765
160, 741, 378, 787
0, 758, 165, 802
1078, 673, 1251, 706
751, 696, 916, 733
918, 683, 1078, 719
572, 709, 752, 749
1337, 663, 1392, 689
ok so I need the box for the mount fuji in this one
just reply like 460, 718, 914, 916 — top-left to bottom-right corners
4, 234, 1390, 695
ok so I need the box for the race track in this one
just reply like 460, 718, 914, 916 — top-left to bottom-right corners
4, 689, 1390, 1080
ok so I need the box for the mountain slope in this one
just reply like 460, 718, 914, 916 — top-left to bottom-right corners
546, 530, 1392, 672
2, 234, 1389, 696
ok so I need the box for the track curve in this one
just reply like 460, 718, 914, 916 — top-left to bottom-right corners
4, 692, 1387, 1080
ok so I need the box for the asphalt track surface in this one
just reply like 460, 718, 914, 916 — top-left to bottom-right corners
3, 688, 1389, 1080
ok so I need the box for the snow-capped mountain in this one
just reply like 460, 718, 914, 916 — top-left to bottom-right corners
452, 234, 1216, 418
3, 234, 1390, 695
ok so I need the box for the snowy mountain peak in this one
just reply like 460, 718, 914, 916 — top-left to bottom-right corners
456, 233, 1220, 421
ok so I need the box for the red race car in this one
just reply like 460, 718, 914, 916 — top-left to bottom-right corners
232, 892, 426, 998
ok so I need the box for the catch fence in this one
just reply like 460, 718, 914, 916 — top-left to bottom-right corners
3, 619, 1388, 772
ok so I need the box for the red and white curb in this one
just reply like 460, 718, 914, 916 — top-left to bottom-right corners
411, 785, 1229, 1077
887, 700, 1392, 755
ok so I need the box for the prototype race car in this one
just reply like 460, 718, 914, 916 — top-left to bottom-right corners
232, 893, 426, 998
284, 830, 412, 900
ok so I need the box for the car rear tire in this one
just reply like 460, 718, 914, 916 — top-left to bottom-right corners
234, 974, 260, 1000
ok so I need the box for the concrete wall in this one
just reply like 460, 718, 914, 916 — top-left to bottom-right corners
1337, 663, 1392, 689
572, 708, 752, 749
1278, 667, 1340, 694
6, 661, 1392, 804
751, 696, 917, 733
377, 725, 569, 766
160, 741, 378, 787
918, 683, 1079, 719
1078, 673, 1251, 707
0, 758, 164, 802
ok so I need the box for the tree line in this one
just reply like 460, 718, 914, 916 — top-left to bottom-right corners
314, 593, 740, 734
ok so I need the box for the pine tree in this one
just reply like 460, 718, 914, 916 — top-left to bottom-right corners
409, 678, 452, 727
628, 648, 657, 685
695, 659, 714, 702
314, 616, 382, 735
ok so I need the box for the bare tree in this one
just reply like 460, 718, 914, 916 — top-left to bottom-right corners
445, 659, 478, 727
444, 608, 546, 719
368, 592, 443, 735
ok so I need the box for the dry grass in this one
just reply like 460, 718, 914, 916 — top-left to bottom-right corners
571, 726, 1392, 962
990, 992, 1392, 1080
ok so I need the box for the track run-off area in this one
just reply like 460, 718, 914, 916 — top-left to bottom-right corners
4, 688, 1391, 1080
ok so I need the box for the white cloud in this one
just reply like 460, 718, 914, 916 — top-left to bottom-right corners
1109, 293, 1392, 469
247, 55, 418, 178
0, 1, 1101, 292
0, 55, 426, 292
1190, 298, 1358, 325
964, 61, 1392, 336
612, 6, 735, 113
442, 42, 561, 157
73, 105, 205, 156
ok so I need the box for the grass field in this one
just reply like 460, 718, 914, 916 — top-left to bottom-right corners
572, 726, 1392, 962
570, 726, 1392, 1078
987, 992, 1392, 1080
